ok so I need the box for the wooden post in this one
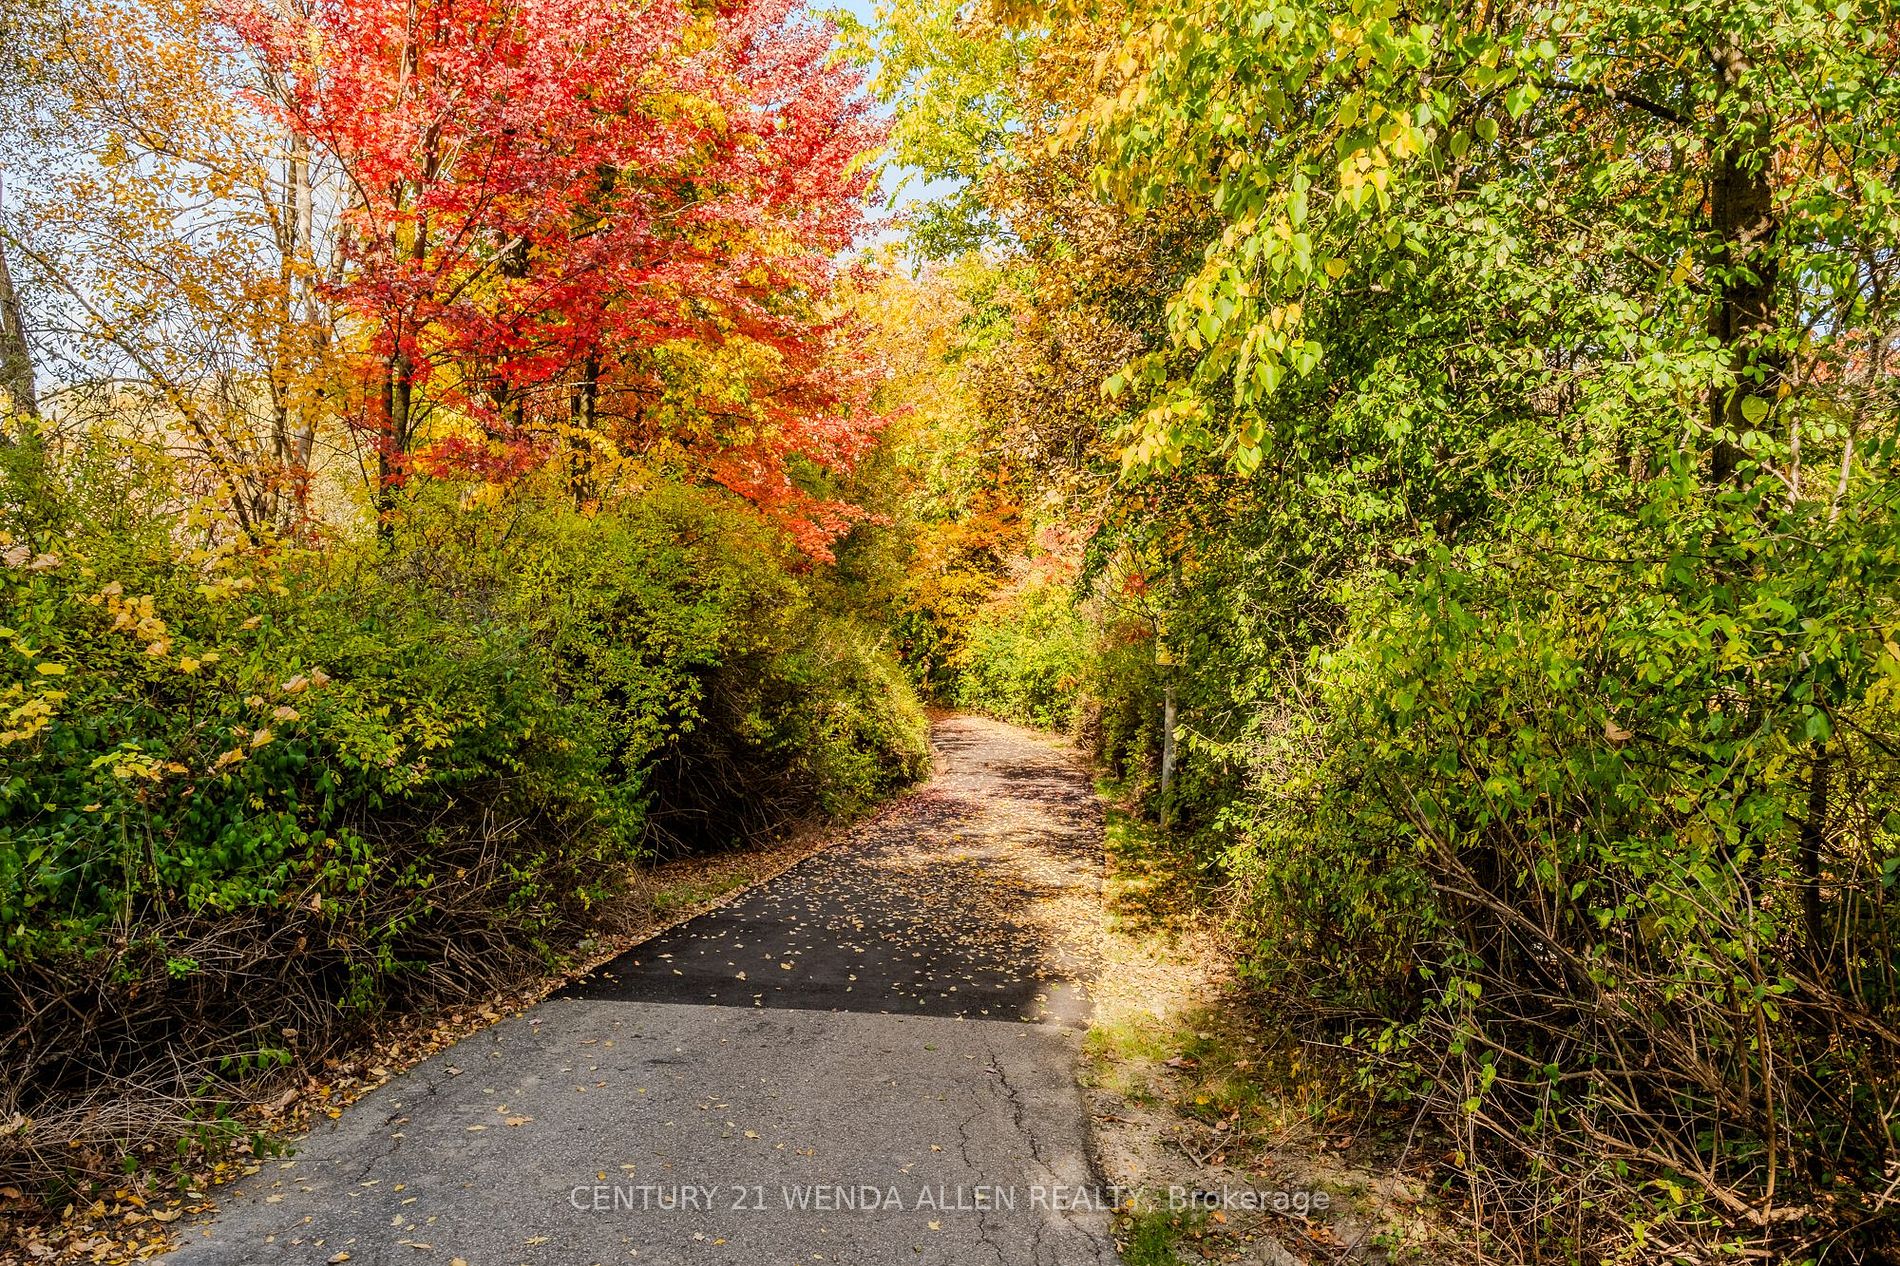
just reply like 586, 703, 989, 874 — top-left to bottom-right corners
1159, 683, 1177, 825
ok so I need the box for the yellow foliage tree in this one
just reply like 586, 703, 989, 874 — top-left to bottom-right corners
2, 0, 343, 534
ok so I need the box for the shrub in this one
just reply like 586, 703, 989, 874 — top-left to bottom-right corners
930, 467, 1900, 1254
951, 579, 1089, 729
644, 609, 930, 849
1111, 477, 1900, 1256
1219, 488, 1900, 1247
0, 447, 926, 1187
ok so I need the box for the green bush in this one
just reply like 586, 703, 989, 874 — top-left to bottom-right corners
0, 446, 926, 1185
951, 580, 1089, 729
1072, 468, 1900, 1252
1078, 624, 1164, 793
1, 480, 790, 966
645, 609, 931, 848
929, 460, 1900, 1253
1216, 481, 1900, 1228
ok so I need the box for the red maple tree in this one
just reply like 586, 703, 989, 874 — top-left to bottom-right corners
234, 0, 885, 554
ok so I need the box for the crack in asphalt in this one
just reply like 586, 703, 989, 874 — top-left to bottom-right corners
985, 1033, 1053, 1172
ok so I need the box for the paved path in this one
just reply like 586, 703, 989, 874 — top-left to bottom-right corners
169, 715, 1117, 1266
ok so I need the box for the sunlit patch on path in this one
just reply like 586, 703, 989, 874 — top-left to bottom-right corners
168, 715, 1117, 1266
564, 715, 1104, 1025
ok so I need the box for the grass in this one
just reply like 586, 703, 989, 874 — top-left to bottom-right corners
1094, 789, 1354, 1147
1085, 789, 1446, 1261
1115, 1207, 1200, 1265
1096, 786, 1215, 940
646, 872, 756, 919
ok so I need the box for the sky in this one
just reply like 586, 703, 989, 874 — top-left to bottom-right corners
826, 0, 963, 250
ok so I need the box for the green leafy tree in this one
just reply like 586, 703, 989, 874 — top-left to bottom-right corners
877, 0, 1900, 1254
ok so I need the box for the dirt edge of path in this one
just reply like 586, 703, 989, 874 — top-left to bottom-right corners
1081, 796, 1461, 1266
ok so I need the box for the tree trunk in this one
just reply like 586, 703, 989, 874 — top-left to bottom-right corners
377, 354, 414, 543
286, 129, 320, 523
1706, 42, 1780, 484
569, 349, 600, 509
0, 228, 37, 423
1798, 745, 1830, 966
